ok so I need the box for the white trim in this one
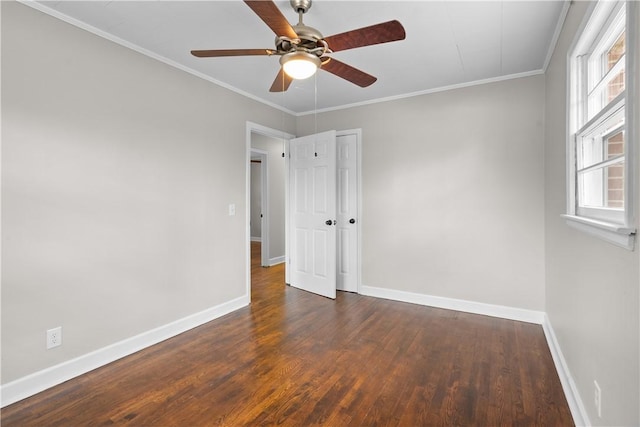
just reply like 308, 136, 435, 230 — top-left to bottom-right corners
269, 256, 285, 266
576, 92, 624, 137
0, 295, 249, 408
542, 314, 590, 427
17, 0, 298, 117
0, 0, 3, 408
336, 129, 363, 295
297, 70, 544, 116
247, 122, 295, 141
17, 0, 552, 117
625, 0, 639, 229
260, 151, 269, 267
576, 204, 624, 224
250, 237, 262, 242
565, 0, 637, 247
284, 137, 290, 285
566, 2, 607, 216
359, 285, 588, 425
563, 214, 636, 249
20, 1, 558, 118
359, 285, 545, 325
543, 1, 572, 72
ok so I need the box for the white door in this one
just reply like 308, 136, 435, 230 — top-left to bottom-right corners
288, 130, 337, 299
336, 133, 358, 292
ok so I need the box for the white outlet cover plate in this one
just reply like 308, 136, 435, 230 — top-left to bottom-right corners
594, 380, 602, 418
46, 327, 62, 349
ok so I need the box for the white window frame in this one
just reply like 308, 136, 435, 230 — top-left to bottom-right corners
564, 0, 638, 250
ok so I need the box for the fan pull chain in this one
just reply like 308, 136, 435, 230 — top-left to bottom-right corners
314, 72, 318, 136
282, 70, 286, 158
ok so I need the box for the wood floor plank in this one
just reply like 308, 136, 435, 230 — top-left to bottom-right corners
1, 242, 574, 426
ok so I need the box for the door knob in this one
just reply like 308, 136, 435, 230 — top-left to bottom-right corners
325, 219, 334, 226
349, 218, 356, 224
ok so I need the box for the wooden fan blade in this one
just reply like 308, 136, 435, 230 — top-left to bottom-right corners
244, 1, 298, 40
323, 20, 406, 52
270, 68, 294, 92
191, 49, 273, 58
321, 58, 377, 88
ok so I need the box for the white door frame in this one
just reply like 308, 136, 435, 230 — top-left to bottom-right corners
245, 122, 295, 299
336, 129, 362, 293
284, 128, 362, 294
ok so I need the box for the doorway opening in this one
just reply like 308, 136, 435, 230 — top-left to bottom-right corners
250, 149, 268, 266
245, 122, 295, 299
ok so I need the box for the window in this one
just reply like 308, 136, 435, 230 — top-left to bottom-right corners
566, 0, 637, 249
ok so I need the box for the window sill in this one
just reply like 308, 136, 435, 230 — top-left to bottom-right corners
562, 214, 636, 250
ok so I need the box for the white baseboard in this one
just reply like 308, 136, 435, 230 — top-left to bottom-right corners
0, 294, 250, 408
1, 286, 588, 427
359, 285, 545, 324
250, 237, 262, 242
269, 256, 285, 266
542, 314, 590, 426
358, 285, 586, 426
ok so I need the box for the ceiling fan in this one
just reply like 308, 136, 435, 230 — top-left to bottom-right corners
191, 0, 406, 92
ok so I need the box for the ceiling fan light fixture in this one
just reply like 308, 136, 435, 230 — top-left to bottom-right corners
280, 51, 321, 80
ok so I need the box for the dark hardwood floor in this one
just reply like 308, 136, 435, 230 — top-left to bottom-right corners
1, 242, 573, 426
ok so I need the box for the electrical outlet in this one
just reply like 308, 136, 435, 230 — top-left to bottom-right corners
594, 380, 602, 418
228, 203, 236, 216
46, 327, 62, 349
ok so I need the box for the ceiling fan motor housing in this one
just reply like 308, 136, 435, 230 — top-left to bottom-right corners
290, 0, 312, 14
293, 24, 323, 45
275, 24, 324, 55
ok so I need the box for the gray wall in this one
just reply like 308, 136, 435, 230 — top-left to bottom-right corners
544, 2, 640, 425
1, 2, 295, 383
251, 133, 286, 264
297, 75, 546, 311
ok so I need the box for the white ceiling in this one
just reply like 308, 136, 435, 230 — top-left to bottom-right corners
30, 0, 567, 115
